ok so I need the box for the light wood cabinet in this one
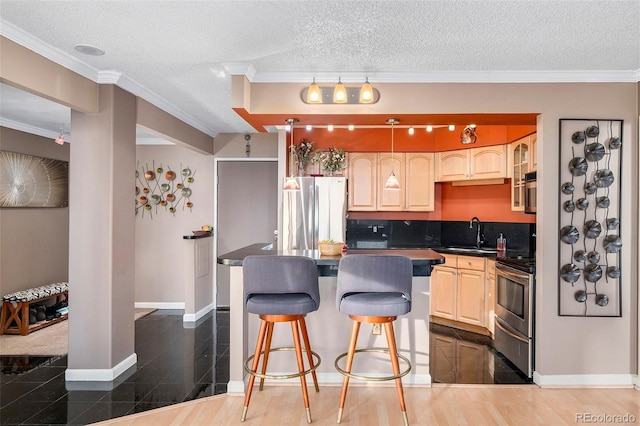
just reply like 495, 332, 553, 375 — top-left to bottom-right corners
435, 145, 507, 182
405, 152, 435, 211
509, 136, 531, 211
347, 152, 435, 211
430, 254, 487, 329
377, 152, 405, 211
485, 259, 496, 336
347, 152, 377, 211
530, 133, 537, 171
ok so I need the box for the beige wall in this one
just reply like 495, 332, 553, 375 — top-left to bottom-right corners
134, 144, 214, 305
0, 127, 70, 296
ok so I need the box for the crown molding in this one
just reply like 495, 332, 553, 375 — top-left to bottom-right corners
1, 20, 220, 138
223, 62, 256, 80
0, 117, 66, 141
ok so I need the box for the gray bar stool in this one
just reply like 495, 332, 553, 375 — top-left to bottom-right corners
241, 255, 321, 423
335, 254, 413, 425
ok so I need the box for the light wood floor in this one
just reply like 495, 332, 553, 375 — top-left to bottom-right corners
93, 384, 640, 425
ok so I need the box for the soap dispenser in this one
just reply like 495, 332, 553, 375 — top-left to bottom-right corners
497, 233, 507, 255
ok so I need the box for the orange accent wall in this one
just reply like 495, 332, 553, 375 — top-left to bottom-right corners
295, 124, 536, 153
348, 181, 535, 224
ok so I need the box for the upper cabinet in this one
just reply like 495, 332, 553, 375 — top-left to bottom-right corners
347, 152, 377, 211
347, 152, 435, 212
530, 133, 537, 172
435, 145, 507, 182
509, 135, 532, 211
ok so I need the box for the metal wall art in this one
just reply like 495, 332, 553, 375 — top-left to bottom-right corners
0, 151, 69, 208
135, 162, 196, 218
558, 119, 623, 316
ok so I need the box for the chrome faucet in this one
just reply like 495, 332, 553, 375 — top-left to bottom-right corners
469, 216, 484, 249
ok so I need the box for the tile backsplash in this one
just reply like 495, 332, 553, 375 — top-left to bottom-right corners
347, 219, 536, 254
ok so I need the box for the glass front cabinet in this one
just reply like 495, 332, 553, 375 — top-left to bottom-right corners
510, 136, 530, 211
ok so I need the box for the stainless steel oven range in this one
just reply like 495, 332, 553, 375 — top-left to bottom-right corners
494, 257, 535, 378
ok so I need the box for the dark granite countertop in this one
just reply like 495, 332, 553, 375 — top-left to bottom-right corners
183, 231, 213, 240
217, 243, 445, 276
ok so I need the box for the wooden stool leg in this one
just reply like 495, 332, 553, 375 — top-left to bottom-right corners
298, 317, 319, 392
291, 319, 312, 423
259, 321, 274, 391
384, 322, 409, 426
242, 319, 268, 422
337, 320, 361, 424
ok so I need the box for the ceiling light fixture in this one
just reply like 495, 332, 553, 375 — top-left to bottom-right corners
333, 77, 347, 103
306, 124, 313, 131
408, 126, 415, 135
54, 132, 65, 145
384, 118, 401, 191
283, 118, 300, 191
307, 78, 322, 104
426, 125, 433, 132
359, 77, 373, 103
348, 124, 355, 131
327, 124, 334, 132
301, 79, 380, 104
449, 125, 455, 131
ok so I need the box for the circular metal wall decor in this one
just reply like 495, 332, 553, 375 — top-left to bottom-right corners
558, 119, 622, 317
584, 220, 601, 239
571, 131, 586, 144
135, 161, 196, 218
583, 264, 603, 283
569, 157, 588, 176
560, 226, 579, 244
603, 235, 622, 253
576, 198, 589, 210
573, 250, 587, 263
606, 266, 621, 279
560, 264, 581, 283
584, 182, 597, 195
585, 125, 600, 138
606, 217, 619, 230
561, 182, 575, 194
585, 143, 605, 162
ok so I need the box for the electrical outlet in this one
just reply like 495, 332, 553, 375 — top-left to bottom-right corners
372, 323, 382, 335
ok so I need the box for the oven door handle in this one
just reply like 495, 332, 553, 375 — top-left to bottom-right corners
495, 318, 529, 344
496, 263, 529, 285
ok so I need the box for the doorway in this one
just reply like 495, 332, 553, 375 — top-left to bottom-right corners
215, 160, 278, 307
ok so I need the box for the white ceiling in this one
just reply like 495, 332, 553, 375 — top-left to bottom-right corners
0, 0, 638, 142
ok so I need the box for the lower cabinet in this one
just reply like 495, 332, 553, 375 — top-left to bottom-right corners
430, 254, 487, 329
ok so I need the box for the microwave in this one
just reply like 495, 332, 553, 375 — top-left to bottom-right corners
524, 171, 536, 214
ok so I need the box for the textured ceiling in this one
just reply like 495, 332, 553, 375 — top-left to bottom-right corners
0, 0, 638, 140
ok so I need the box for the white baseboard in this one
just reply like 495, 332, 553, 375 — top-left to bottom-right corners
534, 372, 636, 388
183, 303, 214, 323
226, 372, 431, 396
135, 302, 185, 310
65, 353, 137, 382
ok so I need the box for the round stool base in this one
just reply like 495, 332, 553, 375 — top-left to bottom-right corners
244, 346, 321, 381
334, 348, 411, 381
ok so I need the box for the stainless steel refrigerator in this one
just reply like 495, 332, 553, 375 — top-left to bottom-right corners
282, 176, 347, 250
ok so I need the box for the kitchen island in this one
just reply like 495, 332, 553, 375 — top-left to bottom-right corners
217, 243, 444, 395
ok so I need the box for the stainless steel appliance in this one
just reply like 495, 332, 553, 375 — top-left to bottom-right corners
282, 176, 347, 250
524, 171, 536, 214
494, 257, 535, 378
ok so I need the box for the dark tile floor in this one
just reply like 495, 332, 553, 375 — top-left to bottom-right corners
0, 309, 229, 425
430, 322, 533, 384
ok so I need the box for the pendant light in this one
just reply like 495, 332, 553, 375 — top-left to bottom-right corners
307, 78, 322, 103
283, 118, 300, 191
384, 118, 401, 190
359, 77, 373, 103
333, 77, 347, 103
